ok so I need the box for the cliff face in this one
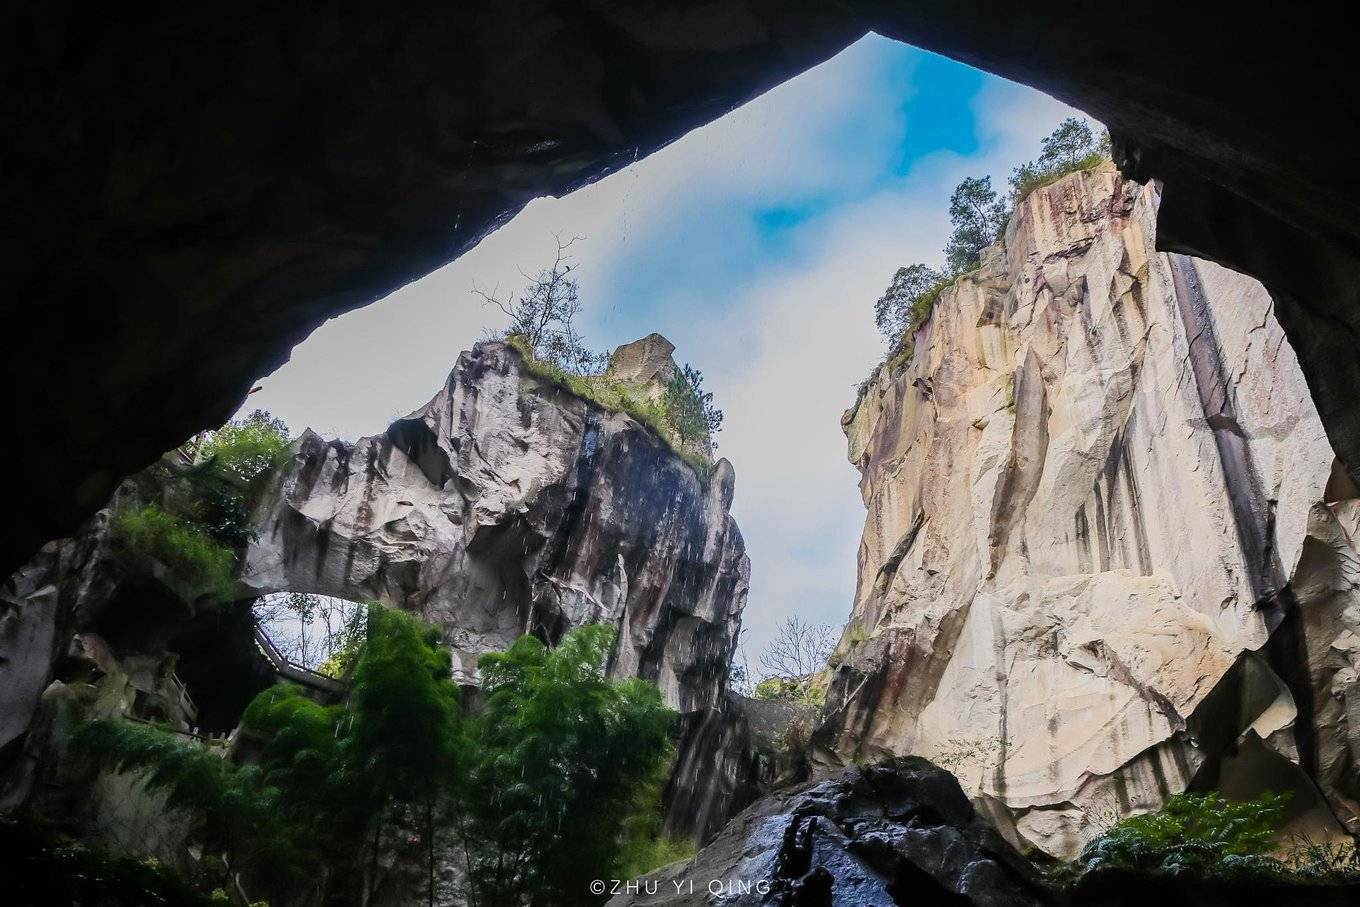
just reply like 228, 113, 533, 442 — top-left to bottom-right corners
242, 339, 748, 716
826, 163, 1360, 856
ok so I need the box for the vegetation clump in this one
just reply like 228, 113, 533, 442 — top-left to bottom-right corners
1009, 118, 1110, 204
467, 623, 677, 904
110, 503, 236, 596
750, 616, 835, 707
0, 814, 219, 906
110, 409, 291, 596
1078, 790, 1291, 877
1041, 789, 1357, 888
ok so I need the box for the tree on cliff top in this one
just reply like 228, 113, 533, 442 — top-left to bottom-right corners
475, 234, 606, 376
868, 117, 1110, 358
664, 364, 724, 454
1009, 117, 1109, 202
874, 263, 948, 343
944, 175, 1009, 274
756, 615, 836, 706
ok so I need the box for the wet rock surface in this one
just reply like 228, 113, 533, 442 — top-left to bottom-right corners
610, 756, 1053, 907
825, 164, 1360, 855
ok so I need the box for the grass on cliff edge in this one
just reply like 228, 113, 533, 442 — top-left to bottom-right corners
110, 502, 237, 597
503, 334, 714, 480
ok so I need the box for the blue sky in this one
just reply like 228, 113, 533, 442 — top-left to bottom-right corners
244, 34, 1086, 667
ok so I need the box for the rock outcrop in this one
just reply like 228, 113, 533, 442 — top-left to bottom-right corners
664, 692, 816, 844
241, 338, 748, 716
825, 163, 1360, 856
610, 756, 1053, 907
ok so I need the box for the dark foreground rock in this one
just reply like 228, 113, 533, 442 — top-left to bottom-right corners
610, 757, 1052, 907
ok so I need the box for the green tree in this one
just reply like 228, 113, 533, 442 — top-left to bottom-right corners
874, 263, 948, 342
477, 235, 606, 377
172, 409, 291, 548
1036, 117, 1096, 171
344, 604, 462, 906
663, 364, 723, 453
196, 409, 291, 483
944, 176, 1008, 274
72, 719, 311, 897
466, 625, 675, 906
76, 611, 677, 907
1009, 118, 1107, 203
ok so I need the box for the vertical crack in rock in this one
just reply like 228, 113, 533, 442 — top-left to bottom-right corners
1169, 254, 1320, 779
989, 348, 1051, 576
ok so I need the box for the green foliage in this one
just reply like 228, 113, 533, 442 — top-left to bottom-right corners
1, 814, 216, 906
1080, 791, 1292, 875
1278, 836, 1360, 883
110, 503, 236, 596
752, 676, 825, 708
468, 624, 677, 905
345, 605, 460, 808
240, 685, 351, 830
185, 410, 290, 546
506, 333, 715, 478
615, 749, 694, 878
75, 609, 677, 906
197, 410, 291, 483
860, 118, 1112, 412
617, 836, 696, 878
944, 175, 1008, 274
71, 719, 308, 887
1009, 118, 1109, 203
664, 364, 723, 453
753, 677, 792, 700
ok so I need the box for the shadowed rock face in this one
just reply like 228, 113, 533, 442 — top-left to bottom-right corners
243, 340, 749, 715
823, 164, 1360, 856
3, 3, 1358, 589
610, 757, 1053, 907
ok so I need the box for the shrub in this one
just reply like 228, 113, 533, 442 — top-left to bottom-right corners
196, 410, 290, 483
72, 719, 310, 890
1080, 791, 1291, 876
618, 836, 696, 877
110, 503, 236, 595
1010, 150, 1107, 204
1279, 836, 1360, 883
1009, 118, 1110, 204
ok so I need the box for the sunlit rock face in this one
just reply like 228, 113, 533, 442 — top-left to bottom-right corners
243, 339, 749, 716
825, 162, 1360, 856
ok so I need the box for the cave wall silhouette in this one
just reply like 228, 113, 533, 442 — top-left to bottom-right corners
2, 1, 1355, 575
